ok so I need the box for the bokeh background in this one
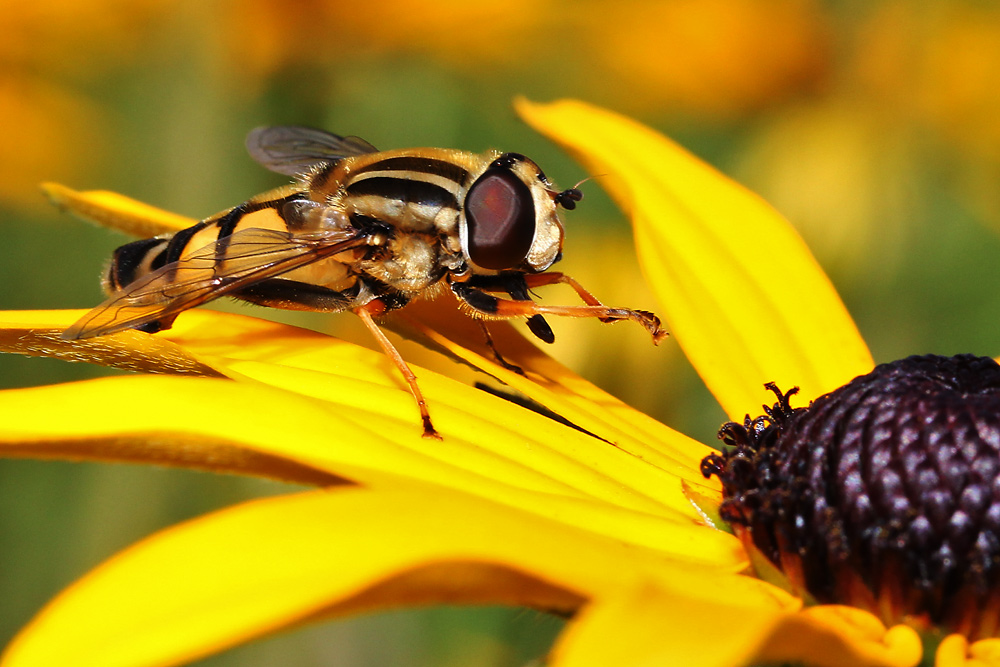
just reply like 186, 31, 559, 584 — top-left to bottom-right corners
4, 0, 1000, 664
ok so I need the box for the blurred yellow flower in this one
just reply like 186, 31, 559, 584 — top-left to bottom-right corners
2, 99, 997, 666
215, 0, 830, 116
0, 78, 103, 209
848, 1, 1000, 229
854, 2, 1000, 160
214, 0, 553, 87
579, 0, 830, 117
0, 0, 168, 209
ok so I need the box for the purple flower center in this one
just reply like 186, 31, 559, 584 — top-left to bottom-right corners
702, 354, 1000, 639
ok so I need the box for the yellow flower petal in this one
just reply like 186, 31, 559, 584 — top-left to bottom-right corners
938, 635, 972, 667
763, 607, 922, 667
553, 587, 921, 667
204, 357, 720, 524
970, 639, 1000, 666
0, 310, 220, 376
41, 182, 195, 236
159, 309, 718, 514
550, 577, 797, 667
0, 374, 350, 487
516, 98, 875, 417
0, 372, 743, 566
1, 480, 706, 667
0, 306, 724, 531
396, 294, 715, 491
939, 635, 1000, 667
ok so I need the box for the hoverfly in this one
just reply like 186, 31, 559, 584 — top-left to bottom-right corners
62, 126, 667, 439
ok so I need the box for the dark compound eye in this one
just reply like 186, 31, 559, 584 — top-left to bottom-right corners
465, 167, 535, 270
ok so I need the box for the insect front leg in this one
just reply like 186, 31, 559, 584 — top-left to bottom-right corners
521, 272, 608, 310
456, 273, 555, 344
451, 279, 668, 344
522, 272, 667, 342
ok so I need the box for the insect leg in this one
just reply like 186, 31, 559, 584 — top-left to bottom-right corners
477, 320, 526, 375
461, 273, 555, 344
452, 282, 668, 344
498, 276, 555, 345
231, 278, 358, 312
521, 272, 668, 341
354, 303, 442, 440
522, 272, 611, 312
135, 317, 179, 334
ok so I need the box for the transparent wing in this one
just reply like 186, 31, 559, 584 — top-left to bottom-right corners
63, 227, 370, 340
246, 126, 379, 177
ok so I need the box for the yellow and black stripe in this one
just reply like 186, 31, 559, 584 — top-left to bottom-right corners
106, 186, 308, 291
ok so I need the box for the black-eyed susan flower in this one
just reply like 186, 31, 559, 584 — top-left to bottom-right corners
0, 99, 996, 666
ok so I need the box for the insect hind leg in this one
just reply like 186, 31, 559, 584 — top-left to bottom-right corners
231, 278, 358, 312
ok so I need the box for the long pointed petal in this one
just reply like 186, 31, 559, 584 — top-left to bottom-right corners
0, 374, 743, 565
1, 480, 726, 667
0, 310, 221, 377
517, 99, 874, 417
396, 296, 714, 490
160, 309, 720, 513
41, 183, 196, 237
551, 579, 792, 667
0, 308, 720, 525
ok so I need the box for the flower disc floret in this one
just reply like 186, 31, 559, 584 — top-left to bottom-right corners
703, 354, 1000, 640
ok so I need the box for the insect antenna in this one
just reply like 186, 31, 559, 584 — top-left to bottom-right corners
553, 175, 601, 210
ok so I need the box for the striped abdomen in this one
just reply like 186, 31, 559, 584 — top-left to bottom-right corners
105, 184, 353, 294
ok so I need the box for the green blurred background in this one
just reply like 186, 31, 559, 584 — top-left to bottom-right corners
4, 0, 1000, 664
